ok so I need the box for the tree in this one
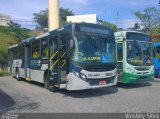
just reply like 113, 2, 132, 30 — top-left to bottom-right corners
60, 8, 74, 25
133, 22, 140, 30
101, 21, 117, 32
134, 7, 160, 32
33, 9, 48, 30
33, 7, 74, 30
0, 47, 8, 64
8, 21, 32, 43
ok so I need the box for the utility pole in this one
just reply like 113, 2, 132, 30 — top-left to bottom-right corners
105, 9, 107, 21
48, 0, 60, 31
116, 11, 119, 28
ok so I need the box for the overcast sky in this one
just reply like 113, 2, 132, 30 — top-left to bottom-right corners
0, 0, 159, 28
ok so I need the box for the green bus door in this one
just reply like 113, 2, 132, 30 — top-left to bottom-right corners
116, 43, 124, 81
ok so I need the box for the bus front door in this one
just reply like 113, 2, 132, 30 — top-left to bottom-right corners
49, 33, 68, 89
58, 33, 68, 86
116, 43, 124, 81
25, 45, 31, 78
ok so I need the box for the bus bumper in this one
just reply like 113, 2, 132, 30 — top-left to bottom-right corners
66, 73, 118, 91
121, 73, 154, 84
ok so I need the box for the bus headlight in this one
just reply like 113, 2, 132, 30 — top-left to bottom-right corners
128, 67, 136, 74
74, 71, 79, 77
74, 71, 87, 81
80, 73, 87, 80
114, 70, 118, 76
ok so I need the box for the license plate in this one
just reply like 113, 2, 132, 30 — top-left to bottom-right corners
99, 80, 106, 85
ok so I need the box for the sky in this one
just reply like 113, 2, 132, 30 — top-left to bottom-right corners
0, 0, 159, 28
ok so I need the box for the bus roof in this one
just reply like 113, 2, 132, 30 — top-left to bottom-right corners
9, 44, 18, 49
20, 37, 35, 44
115, 31, 149, 38
9, 23, 114, 49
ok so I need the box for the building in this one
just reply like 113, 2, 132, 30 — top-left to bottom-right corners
0, 13, 11, 26
67, 14, 98, 24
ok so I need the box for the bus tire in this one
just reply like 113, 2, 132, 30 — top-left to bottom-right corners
44, 71, 58, 92
44, 78, 49, 89
49, 85, 58, 92
16, 69, 21, 81
44, 70, 49, 89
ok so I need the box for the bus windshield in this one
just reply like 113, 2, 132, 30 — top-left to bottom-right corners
72, 32, 116, 64
127, 41, 153, 66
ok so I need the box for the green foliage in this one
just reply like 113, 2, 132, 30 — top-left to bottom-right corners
59, 7, 74, 25
0, 72, 9, 77
8, 21, 32, 43
33, 9, 48, 29
0, 21, 35, 65
33, 7, 75, 30
101, 21, 117, 32
134, 7, 160, 32
0, 26, 14, 65
133, 23, 140, 30
0, 47, 8, 64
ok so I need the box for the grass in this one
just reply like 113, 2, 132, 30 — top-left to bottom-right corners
0, 32, 14, 47
0, 27, 42, 68
0, 72, 10, 77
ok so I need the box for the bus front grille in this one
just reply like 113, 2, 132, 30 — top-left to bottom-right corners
87, 76, 115, 86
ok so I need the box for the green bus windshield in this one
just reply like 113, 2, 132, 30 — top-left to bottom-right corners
127, 41, 153, 66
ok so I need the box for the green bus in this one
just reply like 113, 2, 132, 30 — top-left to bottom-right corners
115, 31, 154, 83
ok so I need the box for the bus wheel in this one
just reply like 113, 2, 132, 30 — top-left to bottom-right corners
16, 69, 21, 81
44, 79, 49, 89
49, 84, 58, 92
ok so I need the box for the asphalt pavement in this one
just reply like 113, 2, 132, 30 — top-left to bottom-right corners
0, 76, 160, 113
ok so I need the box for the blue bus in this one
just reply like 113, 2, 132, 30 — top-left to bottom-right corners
153, 42, 160, 78
8, 23, 118, 91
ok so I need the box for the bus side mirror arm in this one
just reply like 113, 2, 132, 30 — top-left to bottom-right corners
66, 39, 74, 59
70, 39, 74, 49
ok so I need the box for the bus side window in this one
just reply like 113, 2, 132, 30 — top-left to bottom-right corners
32, 41, 40, 58
42, 38, 48, 58
19, 45, 25, 59
49, 35, 58, 57
117, 43, 123, 61
13, 47, 19, 59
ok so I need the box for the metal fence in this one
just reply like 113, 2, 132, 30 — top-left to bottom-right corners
0, 16, 143, 30
0, 17, 39, 30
